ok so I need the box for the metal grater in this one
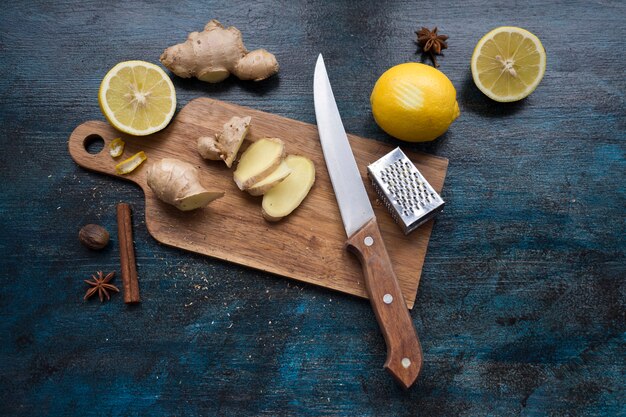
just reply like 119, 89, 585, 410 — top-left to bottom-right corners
367, 147, 445, 235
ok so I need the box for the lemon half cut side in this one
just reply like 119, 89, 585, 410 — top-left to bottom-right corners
471, 27, 546, 102
98, 60, 176, 136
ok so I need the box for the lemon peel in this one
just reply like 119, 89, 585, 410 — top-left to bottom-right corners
370, 63, 459, 142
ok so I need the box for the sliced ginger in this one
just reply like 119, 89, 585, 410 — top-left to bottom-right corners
219, 116, 251, 167
233, 137, 285, 190
193, 114, 317, 220
160, 20, 279, 83
262, 155, 315, 222
146, 158, 224, 211
246, 160, 292, 196
198, 116, 251, 167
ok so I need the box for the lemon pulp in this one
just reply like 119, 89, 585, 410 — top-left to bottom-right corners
471, 27, 546, 102
98, 60, 176, 136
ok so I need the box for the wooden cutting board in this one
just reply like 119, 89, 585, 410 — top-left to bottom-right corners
68, 98, 448, 309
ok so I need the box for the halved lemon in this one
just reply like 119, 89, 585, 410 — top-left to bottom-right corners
98, 60, 176, 136
471, 27, 546, 102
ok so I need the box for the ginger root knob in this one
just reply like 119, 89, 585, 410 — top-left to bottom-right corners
160, 20, 279, 83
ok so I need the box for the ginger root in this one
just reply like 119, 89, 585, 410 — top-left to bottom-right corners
196, 136, 222, 161
146, 158, 224, 211
198, 116, 251, 167
160, 20, 279, 83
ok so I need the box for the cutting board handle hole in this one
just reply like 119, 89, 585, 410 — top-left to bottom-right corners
84, 134, 105, 155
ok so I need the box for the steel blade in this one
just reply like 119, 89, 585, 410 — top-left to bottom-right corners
314, 54, 375, 237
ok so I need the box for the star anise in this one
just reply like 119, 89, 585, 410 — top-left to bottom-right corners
416, 27, 449, 67
84, 271, 119, 302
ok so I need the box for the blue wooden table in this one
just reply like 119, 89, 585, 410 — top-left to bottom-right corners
1, 1, 624, 415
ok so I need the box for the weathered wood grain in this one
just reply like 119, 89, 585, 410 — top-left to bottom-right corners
0, 0, 624, 416
68, 98, 447, 309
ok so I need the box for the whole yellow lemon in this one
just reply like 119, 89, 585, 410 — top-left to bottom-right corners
370, 63, 460, 142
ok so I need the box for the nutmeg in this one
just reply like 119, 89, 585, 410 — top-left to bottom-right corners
79, 224, 110, 250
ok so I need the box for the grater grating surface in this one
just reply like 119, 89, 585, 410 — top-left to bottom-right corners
367, 147, 445, 235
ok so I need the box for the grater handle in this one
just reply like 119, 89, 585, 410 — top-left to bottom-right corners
346, 217, 423, 389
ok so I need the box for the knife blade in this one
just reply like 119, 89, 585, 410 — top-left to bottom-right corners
313, 54, 423, 388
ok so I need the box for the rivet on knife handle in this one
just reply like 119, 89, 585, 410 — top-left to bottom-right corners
346, 218, 423, 388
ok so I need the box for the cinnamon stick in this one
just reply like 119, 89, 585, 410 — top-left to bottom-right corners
117, 203, 140, 304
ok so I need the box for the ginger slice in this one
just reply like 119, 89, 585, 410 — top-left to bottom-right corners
217, 115, 251, 167
246, 160, 292, 196
262, 155, 315, 221
233, 137, 285, 190
146, 158, 224, 211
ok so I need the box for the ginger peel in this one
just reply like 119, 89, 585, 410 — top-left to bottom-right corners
160, 20, 279, 83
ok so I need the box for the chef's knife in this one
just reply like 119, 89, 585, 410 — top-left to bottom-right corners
313, 54, 423, 388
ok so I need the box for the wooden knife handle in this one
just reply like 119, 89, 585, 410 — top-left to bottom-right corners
346, 218, 423, 388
